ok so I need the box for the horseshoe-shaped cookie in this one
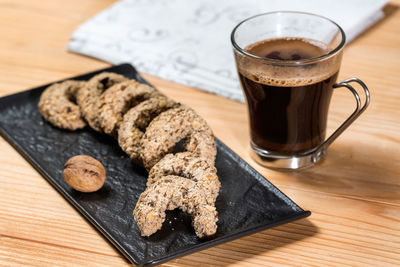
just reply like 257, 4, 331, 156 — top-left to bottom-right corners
97, 80, 161, 136
140, 106, 216, 170
118, 96, 178, 162
148, 152, 220, 203
38, 80, 87, 130
133, 175, 218, 238
77, 72, 127, 132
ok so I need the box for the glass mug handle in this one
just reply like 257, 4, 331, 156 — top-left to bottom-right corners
311, 78, 371, 163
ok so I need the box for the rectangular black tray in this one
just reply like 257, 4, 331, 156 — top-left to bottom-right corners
0, 64, 310, 266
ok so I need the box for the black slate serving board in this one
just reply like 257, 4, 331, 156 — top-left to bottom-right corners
0, 64, 310, 266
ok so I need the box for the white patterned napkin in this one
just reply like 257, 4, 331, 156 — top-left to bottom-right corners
68, 0, 387, 102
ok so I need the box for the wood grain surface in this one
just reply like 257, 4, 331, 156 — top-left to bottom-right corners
1, 0, 399, 266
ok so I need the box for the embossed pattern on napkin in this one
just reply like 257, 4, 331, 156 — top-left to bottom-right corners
68, 0, 387, 102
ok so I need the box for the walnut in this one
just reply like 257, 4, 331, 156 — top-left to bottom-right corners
63, 155, 106, 192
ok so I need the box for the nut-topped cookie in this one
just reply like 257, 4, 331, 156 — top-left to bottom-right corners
118, 96, 179, 163
77, 72, 127, 132
133, 175, 218, 238
38, 80, 87, 130
140, 105, 217, 170
97, 80, 161, 136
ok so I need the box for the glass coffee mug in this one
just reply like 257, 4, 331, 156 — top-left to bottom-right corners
231, 11, 370, 169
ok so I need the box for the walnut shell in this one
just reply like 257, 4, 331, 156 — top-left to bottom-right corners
63, 155, 106, 192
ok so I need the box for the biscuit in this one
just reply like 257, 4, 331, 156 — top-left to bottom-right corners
133, 175, 218, 238
38, 80, 86, 130
98, 80, 161, 136
77, 72, 127, 132
140, 106, 216, 170
148, 152, 220, 203
118, 96, 178, 162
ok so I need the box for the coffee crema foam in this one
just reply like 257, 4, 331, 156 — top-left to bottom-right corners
240, 68, 339, 87
239, 37, 341, 87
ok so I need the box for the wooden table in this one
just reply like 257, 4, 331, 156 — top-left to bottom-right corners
1, 1, 399, 266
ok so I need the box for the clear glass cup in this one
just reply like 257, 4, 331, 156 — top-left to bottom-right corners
231, 11, 370, 169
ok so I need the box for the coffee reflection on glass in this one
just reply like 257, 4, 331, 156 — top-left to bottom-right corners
231, 12, 370, 169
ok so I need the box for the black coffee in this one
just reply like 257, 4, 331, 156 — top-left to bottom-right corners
238, 38, 337, 155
